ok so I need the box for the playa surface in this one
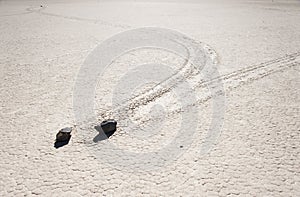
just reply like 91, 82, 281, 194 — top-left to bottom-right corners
0, 0, 299, 196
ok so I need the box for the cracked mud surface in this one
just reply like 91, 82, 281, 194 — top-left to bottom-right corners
0, 0, 299, 196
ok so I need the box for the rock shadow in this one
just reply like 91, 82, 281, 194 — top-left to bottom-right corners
54, 136, 71, 149
93, 125, 115, 142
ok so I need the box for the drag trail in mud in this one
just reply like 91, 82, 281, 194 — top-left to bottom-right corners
89, 51, 300, 136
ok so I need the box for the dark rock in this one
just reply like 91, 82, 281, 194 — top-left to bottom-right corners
93, 120, 117, 142
56, 127, 72, 142
100, 119, 117, 134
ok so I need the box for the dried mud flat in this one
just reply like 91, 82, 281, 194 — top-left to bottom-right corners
0, 0, 299, 196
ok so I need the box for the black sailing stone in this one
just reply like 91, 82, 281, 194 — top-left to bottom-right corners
100, 119, 117, 134
56, 127, 72, 142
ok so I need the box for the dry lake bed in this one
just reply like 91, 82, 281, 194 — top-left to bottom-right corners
0, 0, 299, 196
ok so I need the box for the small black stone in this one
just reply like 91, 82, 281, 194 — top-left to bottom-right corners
100, 119, 117, 134
56, 127, 72, 142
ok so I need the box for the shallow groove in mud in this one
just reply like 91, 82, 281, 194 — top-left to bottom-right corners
111, 58, 300, 135
97, 40, 217, 120
0, 5, 44, 17
196, 52, 300, 89
32, 5, 131, 29
98, 52, 300, 126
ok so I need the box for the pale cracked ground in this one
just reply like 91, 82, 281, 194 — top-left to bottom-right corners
0, 0, 300, 196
